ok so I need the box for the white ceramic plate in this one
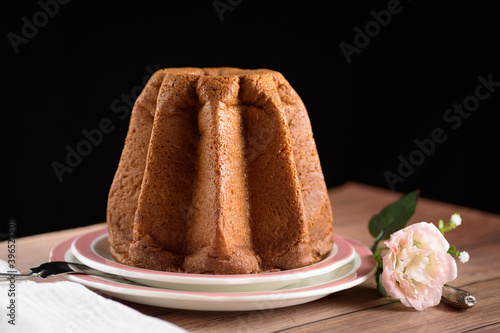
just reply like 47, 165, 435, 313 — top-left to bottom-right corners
71, 227, 356, 291
51, 235, 376, 311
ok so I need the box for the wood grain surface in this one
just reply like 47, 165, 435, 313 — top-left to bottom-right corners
2, 182, 499, 332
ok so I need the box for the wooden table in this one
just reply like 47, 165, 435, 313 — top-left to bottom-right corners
2, 182, 499, 332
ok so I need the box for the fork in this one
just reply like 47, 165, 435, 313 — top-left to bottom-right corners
0, 261, 136, 284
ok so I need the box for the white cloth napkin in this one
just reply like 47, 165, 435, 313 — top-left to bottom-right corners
0, 260, 187, 333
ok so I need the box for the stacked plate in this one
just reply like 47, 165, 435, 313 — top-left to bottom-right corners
50, 227, 376, 311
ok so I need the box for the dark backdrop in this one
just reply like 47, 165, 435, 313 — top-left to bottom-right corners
3, 0, 499, 238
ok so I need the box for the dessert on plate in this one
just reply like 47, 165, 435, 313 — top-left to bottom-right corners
107, 67, 333, 274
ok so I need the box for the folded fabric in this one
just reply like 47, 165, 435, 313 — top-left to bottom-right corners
0, 260, 186, 333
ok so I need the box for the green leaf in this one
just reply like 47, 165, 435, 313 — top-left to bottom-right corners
369, 189, 419, 252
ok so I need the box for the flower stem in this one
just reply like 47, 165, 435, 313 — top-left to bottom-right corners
441, 284, 477, 310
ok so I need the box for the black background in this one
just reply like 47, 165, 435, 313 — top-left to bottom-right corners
2, 0, 499, 238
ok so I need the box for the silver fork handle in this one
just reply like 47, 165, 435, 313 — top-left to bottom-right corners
0, 262, 145, 286
0, 272, 40, 280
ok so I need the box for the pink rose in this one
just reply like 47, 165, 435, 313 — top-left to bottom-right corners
382, 222, 458, 311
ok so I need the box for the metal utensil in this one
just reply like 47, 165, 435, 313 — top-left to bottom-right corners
0, 261, 136, 284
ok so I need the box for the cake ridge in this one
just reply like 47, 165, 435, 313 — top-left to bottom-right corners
183, 74, 261, 274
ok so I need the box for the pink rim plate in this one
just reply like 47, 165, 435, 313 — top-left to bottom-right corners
70, 227, 356, 290
50, 234, 376, 311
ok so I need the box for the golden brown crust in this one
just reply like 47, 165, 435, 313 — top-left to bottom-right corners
107, 67, 333, 274
107, 70, 166, 264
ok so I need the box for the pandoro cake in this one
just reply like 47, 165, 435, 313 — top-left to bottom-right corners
107, 67, 333, 274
